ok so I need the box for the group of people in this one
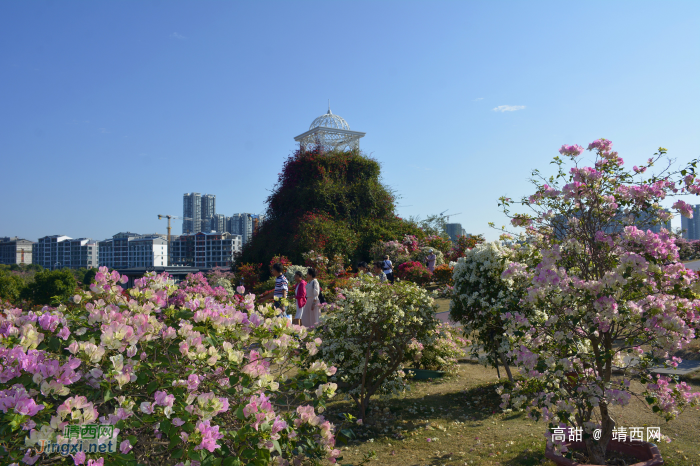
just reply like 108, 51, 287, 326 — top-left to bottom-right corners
270, 263, 322, 328
356, 255, 395, 283
268, 251, 437, 328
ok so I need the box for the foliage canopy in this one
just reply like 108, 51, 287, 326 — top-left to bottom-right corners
240, 147, 420, 267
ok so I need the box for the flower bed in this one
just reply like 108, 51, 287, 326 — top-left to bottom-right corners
0, 268, 340, 465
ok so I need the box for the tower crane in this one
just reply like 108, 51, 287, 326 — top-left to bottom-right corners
158, 215, 191, 266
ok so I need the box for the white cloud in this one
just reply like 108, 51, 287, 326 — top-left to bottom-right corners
493, 105, 525, 112
473, 97, 484, 101
98, 128, 110, 134
170, 32, 186, 40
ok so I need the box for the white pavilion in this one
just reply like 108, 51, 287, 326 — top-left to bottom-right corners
294, 104, 365, 152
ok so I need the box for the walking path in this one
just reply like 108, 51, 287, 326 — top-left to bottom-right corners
436, 312, 700, 376
684, 260, 700, 271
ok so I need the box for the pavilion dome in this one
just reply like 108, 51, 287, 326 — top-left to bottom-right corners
309, 107, 350, 131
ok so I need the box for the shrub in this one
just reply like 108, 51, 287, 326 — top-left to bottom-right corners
396, 261, 432, 285
284, 265, 309, 282
314, 276, 439, 419
447, 234, 486, 262
236, 262, 261, 290
269, 255, 292, 272
420, 235, 452, 256
404, 323, 466, 374
21, 268, 78, 305
0, 267, 340, 465
412, 247, 445, 268
450, 240, 537, 381
432, 264, 454, 286
302, 250, 329, 277
0, 270, 26, 304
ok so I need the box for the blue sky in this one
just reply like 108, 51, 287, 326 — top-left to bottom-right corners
1, 1, 699, 242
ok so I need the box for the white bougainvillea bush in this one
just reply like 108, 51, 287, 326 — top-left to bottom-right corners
313, 276, 440, 420
0, 269, 340, 466
450, 240, 539, 381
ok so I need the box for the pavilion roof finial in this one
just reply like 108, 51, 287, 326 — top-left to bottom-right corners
328, 99, 331, 114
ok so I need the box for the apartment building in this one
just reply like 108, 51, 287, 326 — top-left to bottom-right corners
127, 236, 168, 268
201, 194, 216, 232
99, 232, 167, 268
34, 235, 98, 269
171, 232, 241, 267
183, 193, 202, 234
0, 237, 35, 265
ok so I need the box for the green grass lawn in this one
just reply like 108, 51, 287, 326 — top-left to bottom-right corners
325, 362, 700, 466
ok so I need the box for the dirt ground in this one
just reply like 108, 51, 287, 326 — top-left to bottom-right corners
325, 361, 700, 466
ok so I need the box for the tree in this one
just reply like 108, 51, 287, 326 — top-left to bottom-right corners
22, 268, 78, 305
498, 140, 700, 464
239, 147, 421, 268
0, 271, 26, 304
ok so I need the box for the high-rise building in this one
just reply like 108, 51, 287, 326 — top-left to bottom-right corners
445, 223, 467, 243
229, 213, 262, 246
0, 237, 34, 265
638, 209, 673, 234
170, 232, 242, 267
681, 205, 700, 240
34, 236, 98, 269
211, 214, 226, 233
183, 193, 202, 234
201, 194, 216, 232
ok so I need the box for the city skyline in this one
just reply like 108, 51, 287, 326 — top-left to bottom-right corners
1, 2, 699, 242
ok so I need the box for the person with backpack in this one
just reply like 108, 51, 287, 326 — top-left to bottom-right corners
382, 255, 395, 283
302, 267, 321, 328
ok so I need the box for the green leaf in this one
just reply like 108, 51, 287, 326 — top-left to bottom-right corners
160, 419, 172, 435
182, 422, 195, 433
104, 388, 113, 403
235, 406, 245, 421
47, 336, 61, 351
222, 458, 242, 466
272, 440, 282, 455
146, 380, 159, 395
171, 449, 183, 459
241, 449, 256, 460
127, 435, 138, 446
188, 449, 201, 461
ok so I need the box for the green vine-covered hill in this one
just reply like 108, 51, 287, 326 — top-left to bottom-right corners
239, 147, 420, 267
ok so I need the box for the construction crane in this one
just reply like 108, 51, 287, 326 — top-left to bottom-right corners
444, 212, 462, 223
158, 215, 191, 266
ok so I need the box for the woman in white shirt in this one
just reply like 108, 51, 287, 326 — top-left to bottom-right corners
302, 267, 321, 328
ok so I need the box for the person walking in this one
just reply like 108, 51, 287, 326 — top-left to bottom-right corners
271, 263, 289, 319
382, 255, 395, 283
292, 271, 307, 326
302, 267, 321, 328
373, 261, 388, 283
426, 249, 437, 273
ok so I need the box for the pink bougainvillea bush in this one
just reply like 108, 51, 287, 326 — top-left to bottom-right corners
0, 267, 340, 465
496, 140, 700, 464
396, 262, 432, 286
